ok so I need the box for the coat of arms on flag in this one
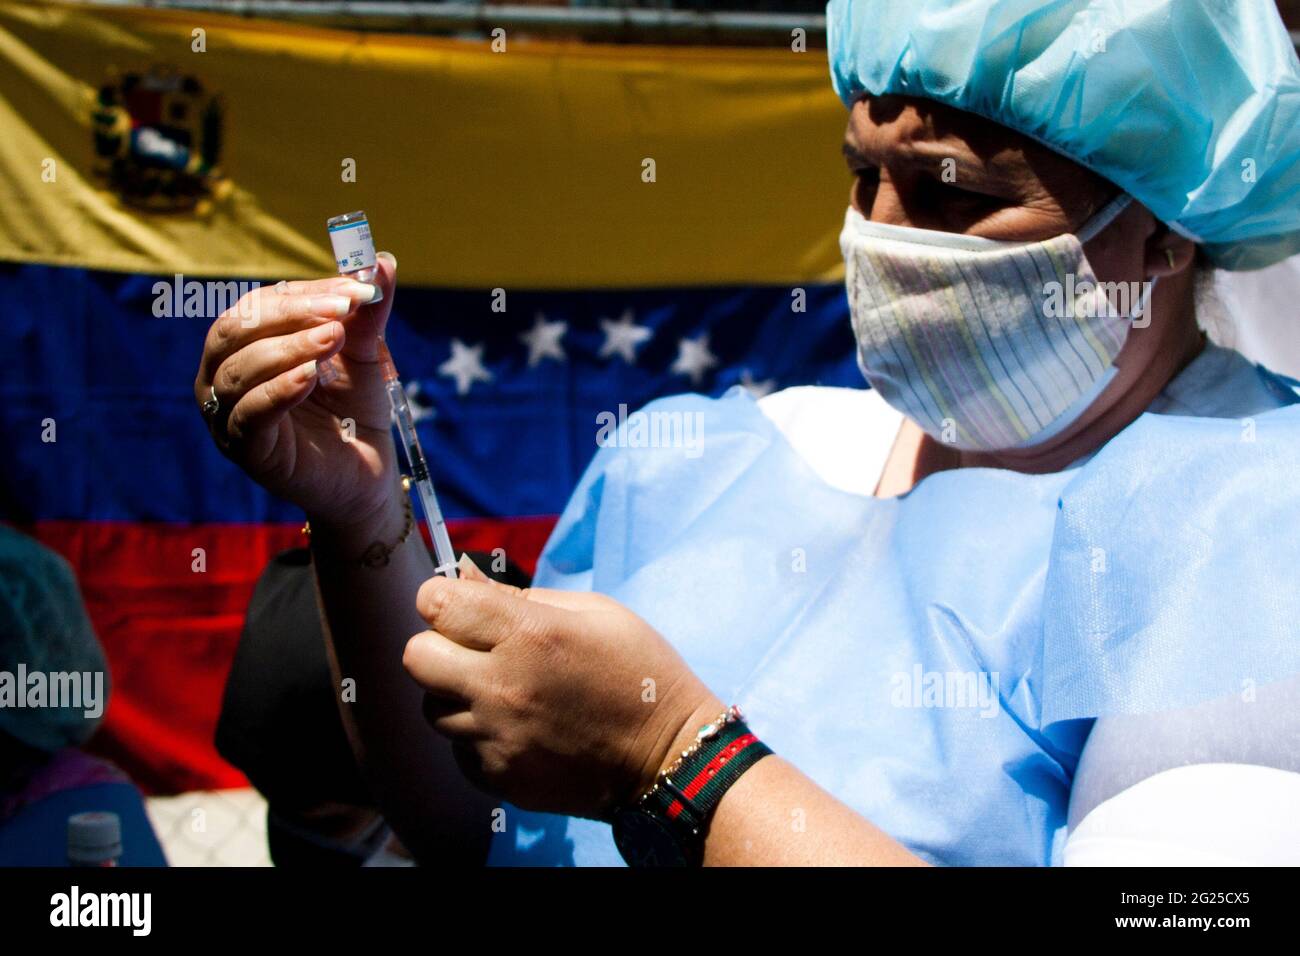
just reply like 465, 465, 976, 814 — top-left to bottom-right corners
91, 67, 227, 213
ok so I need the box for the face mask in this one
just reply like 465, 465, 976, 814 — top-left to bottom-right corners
839, 194, 1152, 451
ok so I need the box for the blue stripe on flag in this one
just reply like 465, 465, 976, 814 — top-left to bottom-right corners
0, 263, 860, 524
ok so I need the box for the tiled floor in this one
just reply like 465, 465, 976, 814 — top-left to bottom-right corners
145, 788, 271, 867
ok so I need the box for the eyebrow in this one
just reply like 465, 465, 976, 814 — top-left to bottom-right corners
908, 140, 994, 184
841, 141, 872, 168
842, 138, 995, 188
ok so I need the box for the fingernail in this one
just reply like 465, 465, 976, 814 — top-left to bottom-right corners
457, 553, 485, 578
298, 360, 318, 382
378, 251, 397, 270
310, 295, 351, 317
346, 281, 377, 300
310, 323, 337, 345
317, 358, 340, 385
351, 282, 383, 305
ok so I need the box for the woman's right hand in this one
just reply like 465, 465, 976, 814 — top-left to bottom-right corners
193, 252, 402, 531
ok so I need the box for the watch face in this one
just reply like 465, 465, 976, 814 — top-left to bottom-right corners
613, 808, 690, 867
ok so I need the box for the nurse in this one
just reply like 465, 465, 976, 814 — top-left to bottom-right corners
194, 0, 1300, 865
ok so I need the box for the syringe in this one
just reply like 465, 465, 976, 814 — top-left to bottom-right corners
378, 337, 458, 578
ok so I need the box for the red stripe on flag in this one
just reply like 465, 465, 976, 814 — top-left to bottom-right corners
22, 517, 557, 794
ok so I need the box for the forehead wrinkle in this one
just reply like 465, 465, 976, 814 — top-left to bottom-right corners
851, 96, 1065, 188
896, 139, 996, 184
848, 123, 1000, 186
847, 96, 1116, 229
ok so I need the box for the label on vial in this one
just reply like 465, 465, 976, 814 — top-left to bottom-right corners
328, 218, 377, 274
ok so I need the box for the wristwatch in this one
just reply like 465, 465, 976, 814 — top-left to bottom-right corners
612, 705, 772, 867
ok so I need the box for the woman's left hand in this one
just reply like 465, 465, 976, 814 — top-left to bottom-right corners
402, 558, 722, 819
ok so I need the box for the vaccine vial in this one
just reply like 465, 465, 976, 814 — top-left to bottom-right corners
327, 210, 383, 301
319, 211, 384, 384
67, 811, 122, 866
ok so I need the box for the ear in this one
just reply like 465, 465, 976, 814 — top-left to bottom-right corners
1146, 225, 1196, 279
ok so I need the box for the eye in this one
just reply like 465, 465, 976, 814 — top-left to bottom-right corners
921, 168, 970, 195
849, 164, 881, 213
922, 173, 1008, 213
841, 143, 878, 182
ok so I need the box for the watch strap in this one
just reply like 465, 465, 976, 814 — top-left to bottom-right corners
627, 712, 772, 864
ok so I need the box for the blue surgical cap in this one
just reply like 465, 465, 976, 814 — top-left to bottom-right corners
0, 526, 109, 752
827, 0, 1300, 270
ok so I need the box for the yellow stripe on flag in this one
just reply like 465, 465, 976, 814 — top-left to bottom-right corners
0, 1, 850, 287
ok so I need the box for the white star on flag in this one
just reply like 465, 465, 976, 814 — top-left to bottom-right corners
671, 333, 718, 386
439, 339, 493, 396
405, 379, 436, 423
598, 309, 653, 365
739, 369, 777, 398
519, 313, 568, 367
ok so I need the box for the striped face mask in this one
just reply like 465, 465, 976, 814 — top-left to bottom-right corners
840, 194, 1149, 451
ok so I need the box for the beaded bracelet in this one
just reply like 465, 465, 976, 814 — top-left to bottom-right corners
302, 475, 416, 569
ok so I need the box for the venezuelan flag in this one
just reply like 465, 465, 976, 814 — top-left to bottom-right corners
0, 1, 857, 791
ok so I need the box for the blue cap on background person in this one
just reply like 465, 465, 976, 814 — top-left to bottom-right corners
0, 526, 109, 753
827, 0, 1300, 270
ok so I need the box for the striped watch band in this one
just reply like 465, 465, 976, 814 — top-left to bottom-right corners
614, 706, 772, 866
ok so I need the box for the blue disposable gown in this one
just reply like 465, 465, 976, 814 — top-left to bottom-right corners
488, 363, 1300, 866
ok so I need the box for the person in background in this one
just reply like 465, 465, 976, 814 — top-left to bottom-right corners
216, 548, 393, 867
217, 547, 530, 866
0, 526, 166, 866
